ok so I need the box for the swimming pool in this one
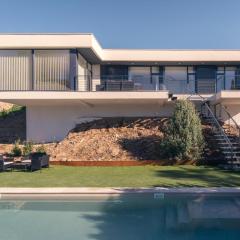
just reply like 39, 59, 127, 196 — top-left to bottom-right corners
0, 192, 240, 240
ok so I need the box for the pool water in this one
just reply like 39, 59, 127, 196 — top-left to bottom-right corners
0, 193, 240, 240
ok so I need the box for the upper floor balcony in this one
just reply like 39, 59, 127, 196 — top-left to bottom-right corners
0, 72, 240, 95
0, 49, 239, 95
76, 72, 240, 94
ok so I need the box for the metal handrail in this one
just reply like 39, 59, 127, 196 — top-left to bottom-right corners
202, 101, 235, 166
187, 93, 206, 101
188, 93, 234, 166
215, 103, 240, 144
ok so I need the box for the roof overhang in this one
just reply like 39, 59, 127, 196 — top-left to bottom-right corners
102, 49, 240, 63
1, 34, 240, 64
0, 34, 103, 64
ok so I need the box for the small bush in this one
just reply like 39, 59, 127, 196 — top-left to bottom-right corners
23, 141, 33, 156
160, 100, 204, 161
0, 109, 8, 118
0, 105, 24, 119
11, 139, 22, 157
36, 145, 46, 154
9, 105, 25, 113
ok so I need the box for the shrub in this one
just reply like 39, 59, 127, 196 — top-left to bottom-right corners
0, 105, 24, 119
161, 100, 204, 161
35, 145, 46, 154
23, 141, 33, 156
11, 139, 22, 157
9, 105, 25, 113
0, 109, 8, 118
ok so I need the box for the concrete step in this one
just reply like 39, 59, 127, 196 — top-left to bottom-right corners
225, 155, 240, 159
216, 140, 239, 145
214, 134, 237, 137
215, 138, 239, 146
222, 152, 240, 155
220, 146, 240, 149
213, 135, 237, 139
223, 154, 240, 158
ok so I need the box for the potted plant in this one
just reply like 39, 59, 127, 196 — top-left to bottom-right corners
11, 139, 22, 157
22, 141, 33, 157
31, 145, 49, 169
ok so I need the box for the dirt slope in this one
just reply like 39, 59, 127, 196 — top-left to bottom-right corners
0, 112, 227, 164
47, 118, 167, 161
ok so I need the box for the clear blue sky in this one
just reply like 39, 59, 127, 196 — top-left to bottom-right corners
1, 0, 240, 49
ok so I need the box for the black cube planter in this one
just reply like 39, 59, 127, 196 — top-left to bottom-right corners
30, 152, 49, 171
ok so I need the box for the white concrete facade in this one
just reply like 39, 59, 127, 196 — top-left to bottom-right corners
26, 102, 173, 142
0, 34, 239, 142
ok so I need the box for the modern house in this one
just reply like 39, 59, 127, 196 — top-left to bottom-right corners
0, 33, 239, 142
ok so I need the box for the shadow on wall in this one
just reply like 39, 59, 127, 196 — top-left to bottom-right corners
72, 117, 168, 133
0, 106, 26, 143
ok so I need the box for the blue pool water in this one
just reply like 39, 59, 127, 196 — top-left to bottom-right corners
0, 193, 240, 240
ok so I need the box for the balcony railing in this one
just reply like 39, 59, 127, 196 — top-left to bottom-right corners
76, 73, 240, 94
0, 73, 239, 93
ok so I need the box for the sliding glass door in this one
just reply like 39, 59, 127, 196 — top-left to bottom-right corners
196, 66, 217, 93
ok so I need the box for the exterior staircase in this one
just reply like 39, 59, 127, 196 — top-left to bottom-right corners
201, 102, 240, 169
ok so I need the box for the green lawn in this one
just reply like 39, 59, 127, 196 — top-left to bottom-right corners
0, 165, 240, 187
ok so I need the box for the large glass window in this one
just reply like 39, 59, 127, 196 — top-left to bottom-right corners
34, 50, 70, 90
101, 65, 128, 80
196, 66, 217, 93
0, 50, 32, 90
128, 67, 152, 90
164, 67, 188, 93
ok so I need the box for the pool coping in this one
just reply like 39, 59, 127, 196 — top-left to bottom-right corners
0, 187, 240, 194
1, 187, 240, 200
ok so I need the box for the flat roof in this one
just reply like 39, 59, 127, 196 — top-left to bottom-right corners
0, 33, 240, 64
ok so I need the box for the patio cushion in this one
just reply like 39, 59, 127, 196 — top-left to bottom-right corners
3, 162, 13, 166
22, 160, 31, 164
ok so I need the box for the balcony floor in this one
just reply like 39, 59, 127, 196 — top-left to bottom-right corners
211, 90, 240, 105
0, 91, 169, 106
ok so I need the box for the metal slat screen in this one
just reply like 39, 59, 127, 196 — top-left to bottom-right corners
34, 50, 70, 91
0, 50, 32, 90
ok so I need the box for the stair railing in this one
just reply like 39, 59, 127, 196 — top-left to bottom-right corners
202, 102, 235, 167
187, 93, 235, 167
214, 103, 240, 145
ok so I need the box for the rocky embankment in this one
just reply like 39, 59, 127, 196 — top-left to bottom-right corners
0, 110, 231, 165
47, 118, 167, 161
